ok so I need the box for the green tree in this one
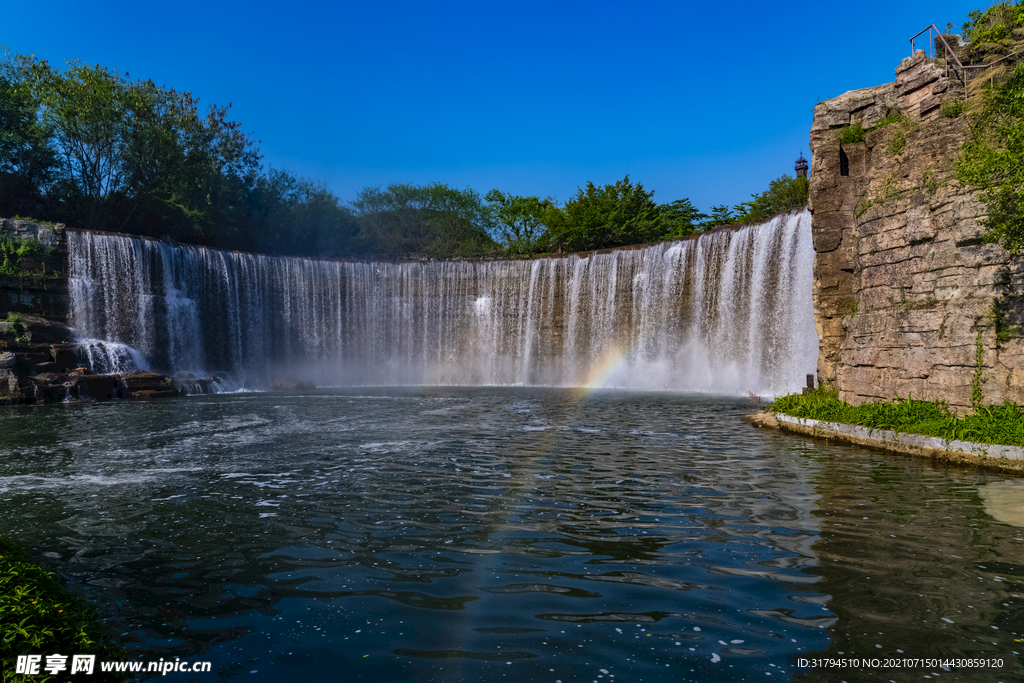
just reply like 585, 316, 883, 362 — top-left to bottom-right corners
484, 189, 555, 255
546, 175, 662, 252
0, 51, 61, 218
248, 168, 357, 256
733, 174, 809, 225
962, 1, 1024, 49
659, 198, 706, 238
422, 183, 494, 257
119, 83, 261, 239
349, 182, 497, 257
2, 52, 261, 240
701, 204, 736, 229
25, 58, 133, 231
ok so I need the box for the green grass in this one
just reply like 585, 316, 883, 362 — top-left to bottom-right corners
0, 537, 127, 683
10, 217, 60, 227
770, 386, 1024, 448
871, 111, 907, 129
942, 98, 966, 118
837, 112, 908, 147
888, 130, 907, 155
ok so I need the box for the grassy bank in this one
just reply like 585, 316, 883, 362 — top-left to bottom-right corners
1, 537, 126, 683
770, 387, 1024, 448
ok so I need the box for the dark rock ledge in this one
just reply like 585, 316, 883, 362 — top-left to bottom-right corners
0, 315, 220, 405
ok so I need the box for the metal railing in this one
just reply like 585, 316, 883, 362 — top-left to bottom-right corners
910, 24, 1022, 96
910, 25, 968, 89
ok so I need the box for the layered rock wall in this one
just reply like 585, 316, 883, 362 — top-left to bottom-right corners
809, 50, 1024, 411
0, 217, 70, 320
1, 219, 201, 404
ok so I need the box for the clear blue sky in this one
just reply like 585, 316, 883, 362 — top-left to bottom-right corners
4, 0, 975, 213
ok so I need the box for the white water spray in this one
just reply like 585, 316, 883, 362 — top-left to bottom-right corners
67, 211, 818, 394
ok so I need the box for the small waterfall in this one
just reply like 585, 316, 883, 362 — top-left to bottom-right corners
75, 339, 150, 375
67, 210, 818, 394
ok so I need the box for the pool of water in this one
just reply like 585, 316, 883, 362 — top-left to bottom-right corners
1, 388, 1021, 682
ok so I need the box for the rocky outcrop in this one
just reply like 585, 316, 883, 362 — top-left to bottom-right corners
0, 314, 209, 405
0, 217, 64, 248
0, 362, 203, 405
2, 222, 203, 405
0, 218, 70, 320
809, 50, 1024, 412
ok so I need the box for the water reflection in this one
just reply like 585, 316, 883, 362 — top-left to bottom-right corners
795, 445, 1024, 681
0, 390, 1020, 681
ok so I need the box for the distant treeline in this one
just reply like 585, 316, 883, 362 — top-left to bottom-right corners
0, 51, 808, 259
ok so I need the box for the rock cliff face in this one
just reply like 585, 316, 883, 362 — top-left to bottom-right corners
0, 217, 69, 320
0, 220, 205, 404
809, 50, 1024, 411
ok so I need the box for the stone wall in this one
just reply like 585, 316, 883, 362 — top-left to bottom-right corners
809, 50, 1024, 412
0, 217, 65, 248
0, 218, 70, 321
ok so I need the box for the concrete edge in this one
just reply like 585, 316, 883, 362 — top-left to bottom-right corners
747, 411, 1024, 472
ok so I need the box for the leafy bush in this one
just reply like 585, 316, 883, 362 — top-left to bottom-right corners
0, 537, 127, 682
0, 233, 51, 276
770, 386, 1024, 447
545, 175, 663, 252
963, 1, 1024, 48
836, 114, 904, 149
942, 98, 967, 118
838, 122, 866, 144
957, 61, 1024, 252
2, 311, 26, 340
733, 175, 809, 225
872, 111, 906, 129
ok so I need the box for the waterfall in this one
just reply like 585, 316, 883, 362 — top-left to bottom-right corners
67, 210, 818, 394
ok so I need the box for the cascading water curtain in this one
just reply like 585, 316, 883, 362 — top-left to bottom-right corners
67, 210, 818, 394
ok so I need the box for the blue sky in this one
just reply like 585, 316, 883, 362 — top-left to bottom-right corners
5, 0, 976, 213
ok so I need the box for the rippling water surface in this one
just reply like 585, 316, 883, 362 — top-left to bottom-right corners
1, 389, 1021, 682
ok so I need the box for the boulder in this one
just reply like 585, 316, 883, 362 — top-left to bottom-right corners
0, 351, 15, 369
70, 374, 117, 400
14, 351, 49, 375
21, 318, 73, 344
34, 361, 60, 374
171, 376, 215, 395
118, 371, 182, 399
50, 345, 80, 370
132, 389, 183, 399
0, 369, 19, 397
23, 372, 70, 402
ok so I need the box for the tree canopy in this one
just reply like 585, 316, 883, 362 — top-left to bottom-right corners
484, 189, 554, 256
349, 182, 497, 258
546, 175, 663, 252
732, 174, 809, 225
0, 50, 810, 260
659, 198, 706, 238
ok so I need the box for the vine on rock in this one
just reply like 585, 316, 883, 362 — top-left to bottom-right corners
971, 325, 985, 413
